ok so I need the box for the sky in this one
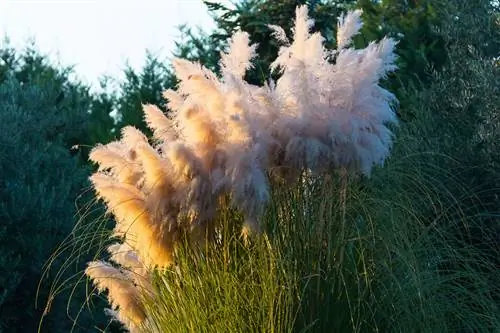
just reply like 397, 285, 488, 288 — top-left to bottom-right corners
0, 0, 232, 90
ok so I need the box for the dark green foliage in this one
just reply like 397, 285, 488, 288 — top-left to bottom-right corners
357, 0, 447, 89
88, 77, 117, 147
0, 42, 109, 332
397, 0, 500, 264
355, 0, 498, 124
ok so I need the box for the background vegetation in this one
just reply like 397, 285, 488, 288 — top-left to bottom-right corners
0, 0, 498, 332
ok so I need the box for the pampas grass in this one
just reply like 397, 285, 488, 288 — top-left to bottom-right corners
36, 3, 499, 333
84, 6, 399, 331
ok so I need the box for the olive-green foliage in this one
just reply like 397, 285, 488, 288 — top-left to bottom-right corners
0, 42, 110, 333
357, 0, 498, 122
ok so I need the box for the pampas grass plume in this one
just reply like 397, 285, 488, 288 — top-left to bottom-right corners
85, 261, 146, 332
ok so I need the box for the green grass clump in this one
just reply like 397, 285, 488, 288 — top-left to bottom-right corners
137, 156, 499, 333
143, 227, 295, 333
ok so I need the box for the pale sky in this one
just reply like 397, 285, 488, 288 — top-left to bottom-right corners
0, 0, 232, 91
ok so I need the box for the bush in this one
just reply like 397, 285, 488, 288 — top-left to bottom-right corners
0, 43, 110, 332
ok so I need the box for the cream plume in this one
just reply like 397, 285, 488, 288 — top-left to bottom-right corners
220, 31, 257, 78
90, 174, 173, 267
85, 261, 146, 332
142, 104, 177, 142
336, 10, 363, 50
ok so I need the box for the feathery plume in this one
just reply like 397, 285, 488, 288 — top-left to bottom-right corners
162, 89, 184, 114
90, 174, 174, 267
143, 104, 177, 142
268, 24, 289, 44
220, 31, 257, 78
86, 261, 146, 332
121, 126, 149, 148
336, 9, 363, 50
